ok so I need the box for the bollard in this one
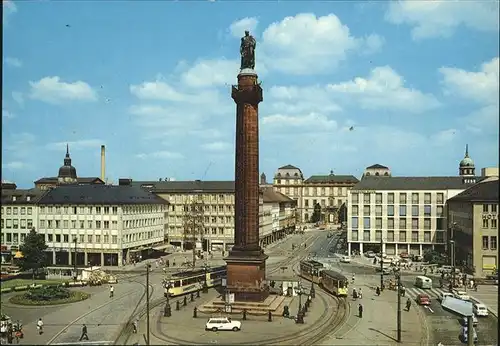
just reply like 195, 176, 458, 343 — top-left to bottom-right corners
311, 285, 316, 298
296, 311, 304, 324
193, 307, 198, 318
282, 305, 290, 318
197, 290, 200, 298
176, 300, 180, 311
191, 293, 194, 302
164, 303, 172, 317
183, 296, 187, 306
268, 310, 272, 322
242, 309, 247, 320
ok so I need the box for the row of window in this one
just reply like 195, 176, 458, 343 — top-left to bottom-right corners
168, 226, 229, 235
39, 219, 118, 230
3, 207, 33, 215
352, 217, 446, 230
482, 219, 498, 229
352, 192, 445, 205
278, 186, 348, 197
304, 199, 343, 208
351, 230, 445, 243
167, 194, 232, 203
2, 219, 33, 229
2, 232, 118, 244
352, 205, 442, 217
40, 206, 119, 215
482, 236, 498, 250
171, 204, 234, 213
482, 204, 499, 213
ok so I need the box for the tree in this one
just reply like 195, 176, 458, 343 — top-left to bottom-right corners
182, 195, 205, 267
423, 249, 447, 265
310, 203, 322, 223
19, 228, 48, 280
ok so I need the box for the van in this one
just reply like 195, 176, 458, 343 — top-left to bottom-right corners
415, 276, 433, 289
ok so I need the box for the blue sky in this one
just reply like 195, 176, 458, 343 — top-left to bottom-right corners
2, 1, 499, 188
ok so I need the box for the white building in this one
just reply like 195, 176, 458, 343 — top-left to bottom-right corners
37, 183, 169, 267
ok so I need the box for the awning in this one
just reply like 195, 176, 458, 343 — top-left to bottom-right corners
14, 251, 23, 259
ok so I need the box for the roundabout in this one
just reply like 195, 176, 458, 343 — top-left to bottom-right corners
8, 286, 90, 306
150, 289, 350, 345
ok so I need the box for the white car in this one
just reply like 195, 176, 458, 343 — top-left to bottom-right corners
340, 256, 351, 263
453, 290, 470, 301
473, 303, 489, 317
205, 317, 241, 332
438, 292, 454, 302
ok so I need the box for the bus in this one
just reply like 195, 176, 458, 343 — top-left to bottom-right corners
415, 276, 433, 289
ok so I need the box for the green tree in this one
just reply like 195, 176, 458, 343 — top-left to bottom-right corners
423, 249, 447, 265
310, 203, 322, 223
19, 228, 48, 281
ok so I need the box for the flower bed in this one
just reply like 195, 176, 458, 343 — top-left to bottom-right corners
9, 286, 90, 306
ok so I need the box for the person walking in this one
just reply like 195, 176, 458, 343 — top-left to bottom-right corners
109, 285, 114, 298
406, 298, 411, 311
358, 288, 363, 299
132, 320, 138, 334
36, 318, 44, 335
358, 304, 363, 318
79, 324, 89, 341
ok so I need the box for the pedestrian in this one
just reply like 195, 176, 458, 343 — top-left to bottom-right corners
109, 285, 114, 298
353, 289, 358, 300
358, 288, 362, 299
376, 286, 380, 296
406, 298, 411, 311
401, 286, 406, 297
358, 304, 363, 318
132, 320, 138, 334
37, 318, 44, 335
79, 324, 89, 341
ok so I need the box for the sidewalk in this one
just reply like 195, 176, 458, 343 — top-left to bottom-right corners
321, 275, 427, 345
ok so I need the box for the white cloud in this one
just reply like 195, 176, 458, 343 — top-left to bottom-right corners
362, 34, 385, 55
2, 0, 17, 24
430, 128, 459, 146
385, 1, 499, 40
2, 109, 15, 119
11, 92, 24, 107
260, 13, 385, 75
268, 85, 342, 114
180, 59, 239, 88
4, 57, 22, 68
262, 113, 338, 132
45, 139, 104, 151
229, 17, 259, 38
201, 141, 232, 152
327, 66, 441, 113
440, 57, 499, 105
135, 151, 184, 159
463, 105, 500, 134
2, 161, 30, 171
29, 76, 98, 104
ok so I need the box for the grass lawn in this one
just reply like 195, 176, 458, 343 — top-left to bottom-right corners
0, 278, 70, 289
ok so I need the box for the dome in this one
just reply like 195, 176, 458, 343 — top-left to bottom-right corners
460, 157, 474, 167
58, 165, 77, 179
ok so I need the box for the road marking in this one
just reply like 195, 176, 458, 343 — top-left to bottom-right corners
51, 342, 113, 345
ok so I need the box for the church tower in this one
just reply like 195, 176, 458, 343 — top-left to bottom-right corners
57, 144, 78, 184
459, 144, 476, 184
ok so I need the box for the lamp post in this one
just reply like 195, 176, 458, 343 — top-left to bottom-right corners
297, 281, 303, 312
395, 270, 402, 343
73, 237, 78, 283
146, 264, 151, 346
202, 263, 208, 293
450, 240, 456, 292
380, 237, 384, 291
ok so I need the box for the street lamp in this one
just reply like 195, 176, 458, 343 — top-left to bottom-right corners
450, 240, 456, 292
202, 263, 208, 293
73, 237, 78, 283
146, 264, 151, 346
395, 270, 402, 343
297, 281, 303, 312
163, 280, 172, 317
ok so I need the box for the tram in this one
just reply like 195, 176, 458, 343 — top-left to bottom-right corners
320, 270, 348, 297
299, 260, 325, 284
163, 265, 227, 297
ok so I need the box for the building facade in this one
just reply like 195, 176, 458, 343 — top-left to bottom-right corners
1, 183, 45, 263
260, 187, 297, 247
131, 180, 297, 252
37, 184, 169, 267
447, 178, 499, 278
273, 165, 358, 224
346, 146, 484, 257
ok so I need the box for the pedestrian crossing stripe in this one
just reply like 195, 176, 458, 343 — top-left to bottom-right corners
404, 287, 450, 300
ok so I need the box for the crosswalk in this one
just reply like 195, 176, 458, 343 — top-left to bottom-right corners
404, 286, 449, 301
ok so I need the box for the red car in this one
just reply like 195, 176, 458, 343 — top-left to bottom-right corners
416, 293, 431, 305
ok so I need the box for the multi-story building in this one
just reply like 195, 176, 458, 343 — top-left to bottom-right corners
34, 145, 104, 190
346, 146, 485, 257
1, 182, 46, 263
447, 177, 499, 278
273, 165, 358, 224
36, 183, 169, 267
260, 186, 297, 247
131, 179, 297, 251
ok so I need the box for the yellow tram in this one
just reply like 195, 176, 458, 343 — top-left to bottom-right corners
163, 265, 227, 297
299, 260, 324, 284
320, 270, 348, 297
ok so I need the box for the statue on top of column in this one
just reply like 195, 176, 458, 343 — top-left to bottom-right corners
240, 31, 256, 70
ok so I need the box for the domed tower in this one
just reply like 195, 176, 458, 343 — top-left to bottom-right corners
58, 144, 78, 184
459, 144, 475, 177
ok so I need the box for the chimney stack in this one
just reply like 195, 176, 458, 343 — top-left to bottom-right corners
101, 145, 106, 183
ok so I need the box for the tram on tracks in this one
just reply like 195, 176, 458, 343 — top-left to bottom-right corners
320, 270, 348, 297
163, 265, 227, 297
299, 260, 325, 284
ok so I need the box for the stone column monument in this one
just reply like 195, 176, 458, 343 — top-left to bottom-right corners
224, 31, 269, 302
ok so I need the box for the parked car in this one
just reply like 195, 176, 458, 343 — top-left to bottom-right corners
205, 317, 241, 332
416, 293, 431, 306
438, 292, 454, 302
473, 303, 489, 317
453, 290, 470, 301
399, 252, 410, 259
462, 315, 478, 326
460, 326, 478, 343
340, 256, 351, 263
365, 251, 376, 258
